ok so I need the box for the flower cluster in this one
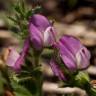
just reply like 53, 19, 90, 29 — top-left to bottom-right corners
6, 14, 91, 80
6, 14, 56, 71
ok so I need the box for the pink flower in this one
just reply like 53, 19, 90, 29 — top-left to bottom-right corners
29, 14, 56, 50
7, 14, 56, 71
50, 35, 91, 80
7, 38, 30, 71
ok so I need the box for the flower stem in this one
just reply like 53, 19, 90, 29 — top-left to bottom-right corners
33, 51, 42, 67
33, 51, 43, 96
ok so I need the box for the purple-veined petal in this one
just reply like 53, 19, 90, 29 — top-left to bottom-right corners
29, 23, 43, 50
60, 35, 83, 55
29, 14, 56, 50
50, 35, 91, 81
53, 35, 91, 70
56, 40, 77, 70
29, 14, 50, 32
50, 59, 66, 80
14, 38, 30, 71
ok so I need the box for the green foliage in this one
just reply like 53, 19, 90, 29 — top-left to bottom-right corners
11, 80, 33, 96
7, 1, 43, 96
10, 49, 43, 96
88, 88, 96, 96
70, 71, 96, 96
8, 0, 41, 39
0, 72, 6, 94
6, 0, 96, 96
10, 65, 42, 96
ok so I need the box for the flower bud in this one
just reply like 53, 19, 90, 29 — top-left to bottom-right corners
7, 38, 30, 71
50, 35, 91, 80
29, 14, 56, 50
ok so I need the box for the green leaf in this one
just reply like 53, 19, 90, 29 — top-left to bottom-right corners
0, 71, 8, 94
19, 77, 38, 95
20, 0, 26, 13
26, 10, 33, 20
0, 73, 4, 94
85, 88, 96, 96
12, 81, 32, 96
14, 5, 21, 14
16, 67, 43, 96
8, 16, 17, 23
14, 0, 25, 18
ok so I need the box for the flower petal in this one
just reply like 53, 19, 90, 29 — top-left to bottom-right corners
60, 35, 82, 55
29, 14, 50, 32
44, 27, 56, 46
50, 59, 66, 80
76, 47, 91, 69
56, 41, 77, 70
29, 23, 43, 50
14, 38, 30, 71
6, 48, 20, 69
54, 35, 90, 70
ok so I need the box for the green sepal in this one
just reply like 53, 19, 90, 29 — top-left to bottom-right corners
74, 71, 90, 88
